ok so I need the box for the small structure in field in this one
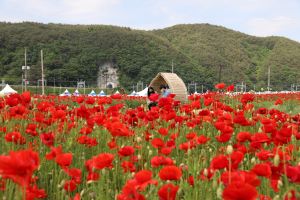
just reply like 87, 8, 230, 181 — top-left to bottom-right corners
149, 72, 188, 102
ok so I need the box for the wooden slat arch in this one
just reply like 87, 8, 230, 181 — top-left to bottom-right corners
149, 72, 188, 102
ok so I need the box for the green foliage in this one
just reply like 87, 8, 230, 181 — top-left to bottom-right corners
153, 24, 300, 90
0, 22, 299, 90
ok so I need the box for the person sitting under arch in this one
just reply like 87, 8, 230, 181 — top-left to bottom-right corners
160, 84, 170, 97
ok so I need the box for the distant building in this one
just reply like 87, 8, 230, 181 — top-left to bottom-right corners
97, 62, 119, 89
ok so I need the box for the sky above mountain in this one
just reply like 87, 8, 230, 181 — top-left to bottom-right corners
1, 0, 299, 42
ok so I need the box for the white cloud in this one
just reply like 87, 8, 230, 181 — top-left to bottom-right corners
0, 0, 121, 23
247, 16, 298, 37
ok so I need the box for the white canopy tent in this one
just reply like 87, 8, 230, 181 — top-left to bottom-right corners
59, 89, 71, 96
73, 89, 80, 96
88, 90, 97, 96
135, 87, 148, 96
0, 84, 18, 96
98, 90, 106, 96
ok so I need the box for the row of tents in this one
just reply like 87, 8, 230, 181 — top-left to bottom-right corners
0, 84, 149, 97
59, 87, 148, 97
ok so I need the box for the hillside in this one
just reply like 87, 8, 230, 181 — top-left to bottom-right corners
0, 22, 299, 90
152, 24, 300, 90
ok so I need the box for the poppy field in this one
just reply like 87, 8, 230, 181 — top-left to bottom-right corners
0, 85, 300, 200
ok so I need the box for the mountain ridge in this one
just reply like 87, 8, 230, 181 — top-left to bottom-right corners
0, 22, 299, 90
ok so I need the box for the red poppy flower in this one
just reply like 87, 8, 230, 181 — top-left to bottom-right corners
52, 109, 66, 121
86, 97, 95, 105
227, 85, 235, 92
21, 91, 31, 104
211, 155, 229, 170
40, 132, 55, 147
160, 147, 173, 156
105, 121, 134, 137
118, 146, 135, 157
158, 183, 179, 200
286, 165, 300, 183
121, 161, 136, 173
79, 127, 93, 135
274, 99, 283, 105
45, 145, 63, 160
149, 93, 159, 102
223, 181, 258, 200
87, 172, 100, 181
134, 170, 153, 184
71, 193, 81, 200
64, 168, 82, 184
221, 171, 261, 187
215, 83, 226, 90
158, 127, 169, 136
6, 93, 21, 107
236, 132, 251, 143
256, 150, 274, 161
251, 163, 272, 177
25, 124, 38, 136
5, 131, 26, 145
151, 156, 174, 168
230, 151, 244, 169
25, 185, 47, 200
187, 175, 194, 186
197, 135, 210, 144
151, 138, 165, 149
55, 153, 73, 168
159, 166, 182, 181
0, 179, 5, 191
117, 180, 146, 200
215, 132, 232, 143
0, 149, 39, 186
204, 98, 213, 106
85, 153, 114, 171
64, 180, 77, 192
241, 93, 255, 104
0, 126, 7, 133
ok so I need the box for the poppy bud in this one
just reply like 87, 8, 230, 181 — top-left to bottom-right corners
226, 145, 233, 154
217, 185, 223, 199
58, 180, 65, 188
80, 190, 85, 196
251, 157, 256, 164
274, 196, 280, 200
278, 180, 283, 188
274, 154, 280, 167
203, 168, 208, 177
258, 127, 262, 132
136, 137, 142, 143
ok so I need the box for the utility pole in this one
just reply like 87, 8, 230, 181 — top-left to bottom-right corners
267, 66, 271, 91
171, 60, 174, 73
41, 50, 45, 95
22, 48, 30, 92
24, 48, 27, 91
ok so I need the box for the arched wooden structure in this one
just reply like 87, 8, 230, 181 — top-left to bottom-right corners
149, 72, 188, 102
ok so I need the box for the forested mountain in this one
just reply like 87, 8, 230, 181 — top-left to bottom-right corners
153, 24, 300, 90
0, 22, 299, 90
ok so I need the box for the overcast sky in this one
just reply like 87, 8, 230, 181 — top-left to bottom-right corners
0, 0, 299, 42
